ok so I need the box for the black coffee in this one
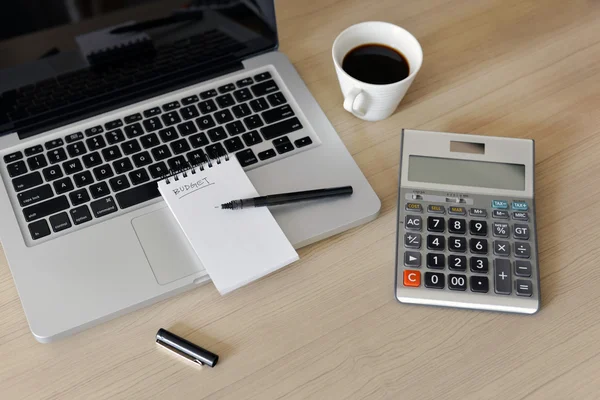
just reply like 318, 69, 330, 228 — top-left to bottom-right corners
342, 44, 410, 85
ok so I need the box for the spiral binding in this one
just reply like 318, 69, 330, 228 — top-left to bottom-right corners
163, 152, 230, 184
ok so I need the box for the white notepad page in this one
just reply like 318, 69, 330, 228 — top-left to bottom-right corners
158, 157, 298, 294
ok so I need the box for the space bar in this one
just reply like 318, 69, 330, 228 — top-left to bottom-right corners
115, 181, 161, 209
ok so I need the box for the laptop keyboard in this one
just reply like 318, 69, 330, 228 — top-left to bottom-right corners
2, 71, 317, 243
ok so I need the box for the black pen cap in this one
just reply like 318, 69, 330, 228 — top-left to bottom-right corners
156, 328, 219, 368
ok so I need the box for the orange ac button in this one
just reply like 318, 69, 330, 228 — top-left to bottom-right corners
403, 270, 421, 287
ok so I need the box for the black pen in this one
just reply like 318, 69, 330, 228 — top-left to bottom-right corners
220, 186, 353, 210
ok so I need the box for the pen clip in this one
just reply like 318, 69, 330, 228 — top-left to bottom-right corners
156, 339, 204, 366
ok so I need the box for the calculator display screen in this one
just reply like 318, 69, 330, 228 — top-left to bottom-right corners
408, 156, 526, 190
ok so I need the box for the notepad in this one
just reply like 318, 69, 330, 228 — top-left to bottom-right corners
157, 157, 298, 294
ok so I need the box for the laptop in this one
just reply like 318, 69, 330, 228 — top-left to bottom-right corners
0, 0, 380, 342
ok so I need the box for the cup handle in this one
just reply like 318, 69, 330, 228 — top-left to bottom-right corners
343, 88, 366, 117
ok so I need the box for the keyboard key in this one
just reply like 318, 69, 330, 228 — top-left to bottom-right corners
235, 149, 258, 167
232, 103, 252, 118
427, 253, 445, 269
18, 184, 53, 206
449, 236, 467, 252
262, 104, 294, 124
177, 121, 198, 137
121, 139, 142, 155
129, 169, 150, 185
140, 133, 160, 149
470, 276, 489, 293
261, 117, 302, 140
23, 195, 69, 222
249, 97, 269, 112
224, 121, 245, 136
216, 94, 235, 109
93, 164, 114, 180
161, 111, 181, 126
493, 222, 509, 238
167, 156, 188, 170
73, 170, 94, 187
67, 141, 87, 157
143, 117, 163, 132
207, 127, 227, 142
151, 145, 172, 161
4, 151, 23, 163
159, 127, 179, 143
69, 188, 90, 206
187, 132, 208, 148
27, 154, 48, 170
53, 177, 74, 194
63, 158, 83, 174
494, 259, 512, 295
242, 130, 263, 146
427, 235, 445, 251
469, 238, 488, 254
267, 92, 287, 107
109, 175, 130, 192
90, 181, 110, 198
49, 212, 71, 233
170, 138, 191, 155
42, 165, 63, 181
221, 136, 243, 153
512, 212, 529, 221
187, 150, 208, 166
45, 138, 64, 150
124, 113, 142, 124
469, 220, 487, 236
180, 105, 200, 120
162, 101, 180, 111
200, 89, 217, 99
469, 207, 487, 217
236, 77, 254, 87
254, 71, 272, 81
82, 152, 102, 168
65, 132, 84, 143
218, 83, 236, 93
258, 149, 276, 160
404, 232, 421, 249
515, 242, 531, 258
424, 272, 444, 289
198, 99, 217, 114
86, 135, 107, 150
448, 218, 466, 234
404, 251, 421, 267
448, 274, 467, 291
70, 205, 92, 225
515, 260, 532, 277
24, 145, 43, 156
12, 171, 42, 192
205, 143, 226, 159
295, 136, 312, 148
492, 209, 509, 219
46, 148, 67, 164
275, 142, 294, 154
470, 257, 488, 273
113, 158, 134, 174
405, 215, 422, 231
132, 151, 152, 167
143, 107, 161, 117
124, 123, 144, 138
215, 109, 234, 125
85, 125, 104, 137
516, 280, 533, 297
273, 136, 290, 147
104, 119, 123, 130
90, 196, 118, 218
102, 146, 122, 162
149, 162, 169, 179
492, 200, 508, 209
181, 95, 199, 105
233, 88, 253, 103
115, 180, 161, 209
513, 224, 530, 240
403, 270, 421, 287
493, 240, 510, 257
29, 219, 51, 240
427, 216, 444, 232
251, 79, 279, 97
448, 255, 467, 271
244, 115, 264, 130
196, 115, 216, 130
106, 129, 125, 145
7, 160, 27, 177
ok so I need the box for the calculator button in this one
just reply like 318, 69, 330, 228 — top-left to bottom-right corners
427, 205, 445, 214
442, 255, 464, 272
405, 215, 422, 231
427, 253, 445, 269
448, 274, 467, 291
427, 216, 445, 232
404, 252, 421, 268
448, 206, 466, 215
513, 224, 530, 240
470, 257, 488, 273
511, 201, 528, 211
493, 241, 510, 257
492, 200, 508, 209
469, 220, 487, 236
469, 208, 487, 217
493, 223, 509, 238
403, 270, 421, 287
492, 210, 509, 219
424, 272, 445, 289
494, 259, 512, 295
448, 218, 466, 234
515, 242, 531, 258
515, 260, 532, 277
405, 203, 423, 213
516, 279, 533, 296
448, 236, 467, 252
469, 238, 488, 254
470, 276, 489, 293
427, 235, 445, 251
512, 212, 529, 221
404, 233, 422, 249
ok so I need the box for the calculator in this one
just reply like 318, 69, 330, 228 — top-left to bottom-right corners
394, 129, 540, 314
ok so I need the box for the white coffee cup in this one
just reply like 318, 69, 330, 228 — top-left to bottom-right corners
332, 21, 423, 121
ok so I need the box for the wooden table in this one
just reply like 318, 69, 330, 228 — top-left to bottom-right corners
2, 0, 600, 398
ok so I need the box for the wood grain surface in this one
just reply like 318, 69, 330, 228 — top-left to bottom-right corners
2, 0, 600, 398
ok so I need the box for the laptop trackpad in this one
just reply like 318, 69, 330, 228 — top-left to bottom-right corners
132, 207, 206, 285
